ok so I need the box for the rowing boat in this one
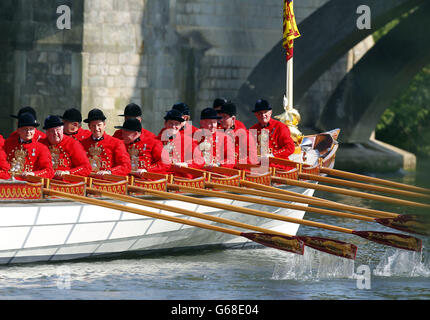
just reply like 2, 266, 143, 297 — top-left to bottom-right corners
0, 131, 339, 265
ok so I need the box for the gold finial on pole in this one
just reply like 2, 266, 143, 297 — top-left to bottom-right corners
275, 94, 304, 153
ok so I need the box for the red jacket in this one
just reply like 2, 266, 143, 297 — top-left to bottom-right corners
224, 126, 258, 167
0, 143, 10, 180
65, 127, 92, 142
80, 133, 131, 176
113, 127, 156, 140
250, 119, 295, 157
125, 135, 169, 174
158, 130, 205, 178
250, 118, 296, 169
3, 136, 54, 178
40, 135, 92, 177
194, 129, 235, 168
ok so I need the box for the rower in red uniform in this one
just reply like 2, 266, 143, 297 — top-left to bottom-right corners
0, 134, 10, 179
249, 99, 295, 170
217, 102, 258, 166
157, 102, 198, 139
195, 108, 235, 168
80, 109, 131, 177
9, 106, 46, 141
3, 113, 54, 179
114, 118, 168, 176
112, 103, 156, 140
61, 108, 92, 142
213, 98, 247, 131
158, 109, 205, 178
39, 115, 91, 179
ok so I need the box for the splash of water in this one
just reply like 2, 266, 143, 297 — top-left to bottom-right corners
271, 247, 355, 281
373, 248, 430, 277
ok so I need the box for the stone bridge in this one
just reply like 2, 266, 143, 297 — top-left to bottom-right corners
0, 0, 427, 171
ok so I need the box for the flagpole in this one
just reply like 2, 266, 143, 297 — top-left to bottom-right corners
277, 0, 303, 148
286, 57, 293, 109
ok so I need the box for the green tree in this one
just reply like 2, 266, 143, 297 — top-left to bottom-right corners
373, 9, 430, 158
375, 65, 430, 158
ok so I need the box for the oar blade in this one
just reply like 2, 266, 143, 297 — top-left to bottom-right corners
241, 232, 305, 255
297, 236, 357, 260
375, 215, 430, 236
352, 230, 422, 252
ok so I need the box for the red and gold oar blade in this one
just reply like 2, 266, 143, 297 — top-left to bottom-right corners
352, 230, 422, 252
297, 236, 357, 260
375, 215, 430, 236
241, 232, 304, 255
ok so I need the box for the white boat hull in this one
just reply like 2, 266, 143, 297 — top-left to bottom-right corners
0, 186, 314, 265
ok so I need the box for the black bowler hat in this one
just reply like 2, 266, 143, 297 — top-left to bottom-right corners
201, 108, 222, 120
83, 108, 107, 123
43, 115, 64, 130
114, 118, 142, 132
164, 109, 185, 122
172, 102, 190, 116
212, 98, 228, 109
61, 108, 82, 123
119, 103, 142, 117
17, 112, 40, 128
218, 102, 236, 117
252, 99, 272, 112
11, 106, 37, 119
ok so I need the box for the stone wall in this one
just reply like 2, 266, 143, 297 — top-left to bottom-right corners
0, 0, 372, 138
81, 0, 147, 134
0, 0, 18, 134
0, 0, 83, 137
80, 0, 340, 135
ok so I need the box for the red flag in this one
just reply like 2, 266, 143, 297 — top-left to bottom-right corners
283, 0, 301, 61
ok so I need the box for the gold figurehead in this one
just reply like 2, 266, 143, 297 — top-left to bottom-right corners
274, 95, 304, 153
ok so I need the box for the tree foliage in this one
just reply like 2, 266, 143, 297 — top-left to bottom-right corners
375, 64, 430, 158
373, 9, 430, 158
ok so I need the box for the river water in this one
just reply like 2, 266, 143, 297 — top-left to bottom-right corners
0, 160, 429, 305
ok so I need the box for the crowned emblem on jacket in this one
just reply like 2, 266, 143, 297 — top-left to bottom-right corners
199, 137, 213, 165
49, 146, 61, 169
163, 140, 176, 164
128, 145, 140, 170
257, 129, 270, 156
10, 146, 27, 174
88, 143, 102, 171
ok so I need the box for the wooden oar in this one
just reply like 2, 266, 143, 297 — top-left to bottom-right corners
235, 181, 430, 236
240, 180, 398, 218
129, 185, 422, 252
42, 188, 305, 255
174, 165, 429, 236
299, 172, 430, 200
320, 167, 430, 195
271, 176, 430, 209
269, 156, 430, 195
206, 181, 430, 236
174, 166, 401, 219
87, 187, 357, 259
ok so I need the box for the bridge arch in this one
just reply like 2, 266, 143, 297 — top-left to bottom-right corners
317, 1, 430, 143
234, 0, 424, 127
